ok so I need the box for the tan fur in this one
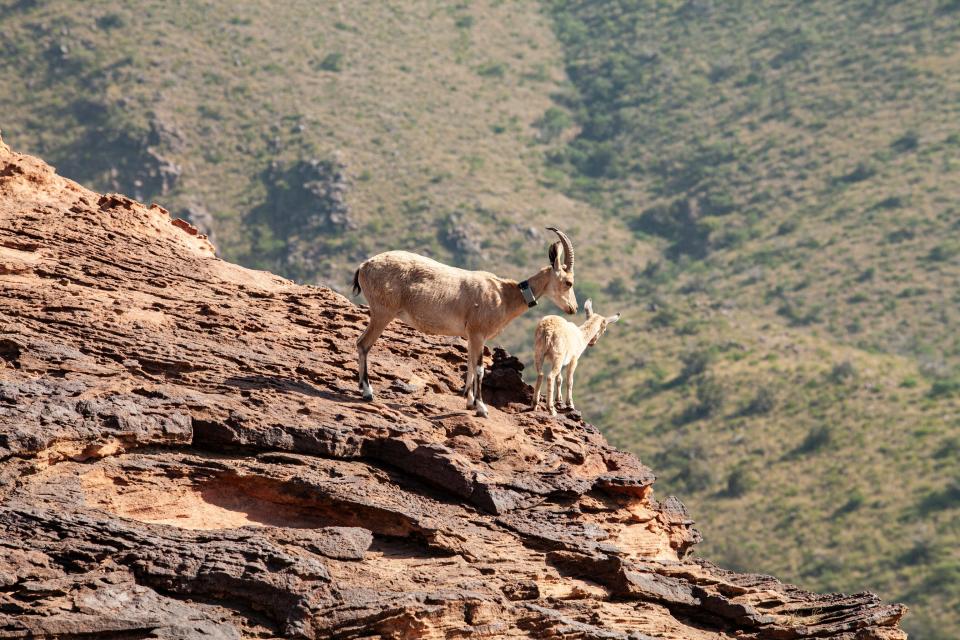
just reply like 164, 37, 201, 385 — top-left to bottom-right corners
354, 230, 577, 417
531, 299, 620, 416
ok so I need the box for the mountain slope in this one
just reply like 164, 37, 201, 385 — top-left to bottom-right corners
1, 1, 956, 637
541, 2, 960, 637
0, 139, 908, 638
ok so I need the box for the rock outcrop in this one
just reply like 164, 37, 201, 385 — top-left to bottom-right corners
0, 137, 906, 639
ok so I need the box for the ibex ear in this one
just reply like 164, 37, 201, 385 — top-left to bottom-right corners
548, 241, 564, 271
584, 298, 593, 317
607, 313, 621, 324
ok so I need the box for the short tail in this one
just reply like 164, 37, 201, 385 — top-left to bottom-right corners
351, 268, 362, 296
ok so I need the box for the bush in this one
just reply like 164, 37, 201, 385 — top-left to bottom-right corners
927, 242, 960, 263
691, 376, 726, 418
891, 131, 919, 153
96, 13, 126, 30
777, 219, 799, 235
725, 466, 756, 497
828, 361, 856, 383
649, 307, 678, 328
929, 377, 960, 398
536, 107, 572, 142
919, 477, 960, 513
934, 436, 960, 459
833, 489, 864, 516
682, 458, 715, 492
898, 531, 941, 566
605, 276, 629, 298
899, 376, 918, 389
318, 52, 344, 72
798, 424, 832, 453
742, 386, 776, 416
837, 162, 876, 184
680, 349, 711, 380
477, 61, 506, 78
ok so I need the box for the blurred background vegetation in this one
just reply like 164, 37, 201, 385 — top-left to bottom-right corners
2, 0, 958, 635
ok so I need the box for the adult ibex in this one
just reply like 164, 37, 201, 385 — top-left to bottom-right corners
352, 228, 577, 417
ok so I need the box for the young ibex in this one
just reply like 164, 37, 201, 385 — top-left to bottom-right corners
352, 228, 578, 417
532, 299, 620, 416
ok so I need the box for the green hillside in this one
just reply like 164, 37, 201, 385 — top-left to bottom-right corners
2, 0, 959, 636
538, 2, 960, 637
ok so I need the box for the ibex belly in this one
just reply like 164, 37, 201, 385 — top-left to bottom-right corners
397, 310, 467, 338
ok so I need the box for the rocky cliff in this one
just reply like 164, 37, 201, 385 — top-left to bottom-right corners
0, 137, 906, 639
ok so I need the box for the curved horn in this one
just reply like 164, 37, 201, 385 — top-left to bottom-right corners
546, 227, 574, 271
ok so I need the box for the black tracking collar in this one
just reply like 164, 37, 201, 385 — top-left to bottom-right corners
519, 280, 537, 308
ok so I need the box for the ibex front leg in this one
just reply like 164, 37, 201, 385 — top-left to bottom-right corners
465, 334, 488, 418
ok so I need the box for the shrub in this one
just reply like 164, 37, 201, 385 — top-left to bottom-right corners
742, 386, 776, 416
679, 349, 711, 380
777, 300, 823, 326
725, 466, 756, 497
318, 52, 344, 72
837, 162, 876, 184
682, 458, 715, 492
96, 13, 126, 30
875, 196, 906, 210
477, 61, 506, 78
605, 276, 629, 298
899, 376, 918, 389
919, 477, 960, 513
649, 307, 678, 328
934, 436, 960, 459
927, 242, 960, 263
891, 131, 919, 153
777, 219, 799, 235
828, 361, 856, 383
833, 489, 864, 516
798, 424, 832, 453
689, 376, 726, 419
536, 107, 572, 142
898, 531, 941, 566
929, 376, 960, 398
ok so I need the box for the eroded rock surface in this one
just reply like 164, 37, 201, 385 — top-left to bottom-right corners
0, 137, 906, 638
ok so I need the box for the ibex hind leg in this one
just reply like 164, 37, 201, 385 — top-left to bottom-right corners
465, 335, 484, 411
356, 310, 394, 401
474, 364, 488, 418
531, 372, 544, 411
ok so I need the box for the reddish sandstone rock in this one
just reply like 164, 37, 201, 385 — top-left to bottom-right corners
0, 136, 906, 638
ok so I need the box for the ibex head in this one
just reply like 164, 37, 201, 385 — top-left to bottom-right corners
544, 227, 578, 314
583, 298, 621, 346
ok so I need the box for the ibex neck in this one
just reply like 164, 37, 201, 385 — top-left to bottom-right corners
524, 267, 554, 304
503, 267, 553, 323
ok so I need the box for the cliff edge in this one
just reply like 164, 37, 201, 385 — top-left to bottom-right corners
0, 137, 906, 638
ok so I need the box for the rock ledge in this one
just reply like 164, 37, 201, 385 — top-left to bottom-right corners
0, 139, 906, 638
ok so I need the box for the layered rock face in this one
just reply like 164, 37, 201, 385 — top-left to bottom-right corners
0, 138, 906, 638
